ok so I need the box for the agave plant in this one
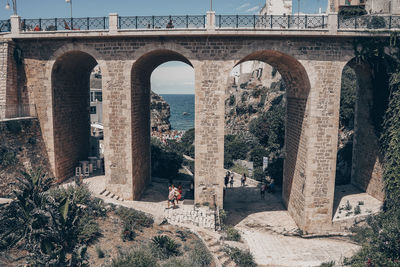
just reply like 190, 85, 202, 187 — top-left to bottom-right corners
151, 235, 180, 259
0, 169, 85, 265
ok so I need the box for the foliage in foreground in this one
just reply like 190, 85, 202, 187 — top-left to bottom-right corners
110, 247, 159, 267
223, 246, 256, 267
115, 206, 154, 241
0, 170, 103, 266
151, 235, 181, 260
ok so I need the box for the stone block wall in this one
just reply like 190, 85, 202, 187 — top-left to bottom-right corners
10, 35, 367, 233
52, 52, 97, 181
0, 118, 52, 197
283, 96, 308, 227
351, 64, 385, 201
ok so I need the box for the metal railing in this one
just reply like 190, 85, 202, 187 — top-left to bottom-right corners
0, 104, 37, 120
0, 19, 10, 32
338, 15, 400, 30
118, 15, 206, 29
217, 14, 327, 29
21, 17, 109, 32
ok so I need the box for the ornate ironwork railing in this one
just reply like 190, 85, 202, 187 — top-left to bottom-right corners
217, 15, 327, 29
338, 15, 400, 30
118, 15, 206, 29
0, 19, 11, 32
21, 17, 109, 32
0, 104, 37, 120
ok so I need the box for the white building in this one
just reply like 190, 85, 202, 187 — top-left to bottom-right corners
259, 0, 292, 15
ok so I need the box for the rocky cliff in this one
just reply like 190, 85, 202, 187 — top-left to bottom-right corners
225, 63, 285, 135
151, 91, 171, 132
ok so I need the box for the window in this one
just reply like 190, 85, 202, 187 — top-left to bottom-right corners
94, 92, 102, 102
90, 106, 97, 114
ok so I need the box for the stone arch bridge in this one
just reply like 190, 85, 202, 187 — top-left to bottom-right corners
0, 11, 397, 233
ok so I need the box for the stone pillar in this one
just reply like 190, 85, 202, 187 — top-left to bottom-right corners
206, 11, 216, 31
0, 40, 17, 119
10, 15, 20, 35
194, 60, 231, 208
109, 13, 118, 34
297, 60, 346, 234
328, 0, 337, 13
103, 60, 134, 200
327, 13, 338, 34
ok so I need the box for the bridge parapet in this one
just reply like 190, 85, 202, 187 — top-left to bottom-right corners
0, 12, 399, 38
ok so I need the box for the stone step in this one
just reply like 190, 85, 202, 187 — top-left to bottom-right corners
104, 190, 111, 197
99, 189, 106, 195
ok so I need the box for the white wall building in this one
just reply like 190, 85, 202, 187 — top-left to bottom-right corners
259, 0, 292, 15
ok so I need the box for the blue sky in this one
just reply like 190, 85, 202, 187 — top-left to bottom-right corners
0, 0, 328, 94
0, 0, 328, 20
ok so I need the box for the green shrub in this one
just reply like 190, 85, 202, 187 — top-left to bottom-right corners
162, 257, 190, 267
77, 214, 102, 244
219, 209, 227, 225
223, 246, 256, 267
6, 120, 21, 134
0, 149, 17, 168
151, 235, 181, 260
319, 261, 335, 267
111, 248, 159, 267
250, 146, 268, 168
96, 245, 105, 258
354, 205, 361, 215
345, 200, 352, 211
249, 104, 285, 154
189, 240, 213, 266
115, 206, 154, 241
151, 139, 183, 179
224, 135, 249, 168
251, 88, 262, 98
241, 91, 248, 102
225, 226, 241, 242
0, 170, 93, 266
266, 157, 283, 185
253, 167, 266, 182
228, 95, 235, 106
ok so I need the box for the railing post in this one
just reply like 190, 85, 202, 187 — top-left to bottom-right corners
270, 15, 273, 28
39, 18, 42, 31
355, 16, 357, 29
389, 15, 392, 29
253, 14, 256, 29
305, 15, 308, 28
206, 11, 216, 30
327, 12, 338, 33
108, 13, 118, 33
322, 15, 325, 29
103, 16, 106, 30
288, 15, 291, 28
71, 17, 73, 30
236, 14, 239, 28
135, 16, 138, 29
186, 15, 189, 28
55, 18, 58, 30
10, 15, 20, 34
87, 17, 90, 30
152, 16, 154, 28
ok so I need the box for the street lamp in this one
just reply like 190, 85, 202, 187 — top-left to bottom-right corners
5, 0, 17, 15
66, 0, 72, 19
210, 0, 213, 11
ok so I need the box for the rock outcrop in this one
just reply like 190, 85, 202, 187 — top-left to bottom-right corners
151, 91, 171, 132
225, 62, 285, 135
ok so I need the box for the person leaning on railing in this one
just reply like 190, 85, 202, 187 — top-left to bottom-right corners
166, 19, 174, 29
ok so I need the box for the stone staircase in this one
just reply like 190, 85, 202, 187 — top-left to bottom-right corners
99, 188, 124, 201
197, 230, 236, 267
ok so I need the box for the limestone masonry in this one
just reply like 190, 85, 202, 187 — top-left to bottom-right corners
0, 9, 392, 233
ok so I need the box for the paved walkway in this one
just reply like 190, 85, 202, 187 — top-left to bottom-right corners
72, 175, 365, 267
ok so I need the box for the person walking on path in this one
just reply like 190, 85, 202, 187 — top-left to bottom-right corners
167, 186, 176, 209
260, 183, 266, 199
224, 172, 230, 188
268, 179, 275, 193
229, 175, 234, 188
241, 173, 247, 187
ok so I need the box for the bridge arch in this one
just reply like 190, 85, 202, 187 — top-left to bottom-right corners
334, 55, 396, 205
128, 49, 194, 198
50, 49, 104, 180
225, 50, 311, 222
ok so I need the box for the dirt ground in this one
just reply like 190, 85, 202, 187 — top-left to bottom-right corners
86, 209, 208, 266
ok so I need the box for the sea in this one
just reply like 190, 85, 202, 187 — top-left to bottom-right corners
160, 94, 194, 131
